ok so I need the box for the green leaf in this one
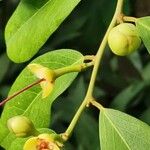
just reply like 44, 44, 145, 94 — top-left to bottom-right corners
8, 137, 29, 150
128, 52, 142, 73
8, 128, 55, 150
75, 113, 99, 150
0, 49, 83, 149
142, 62, 150, 81
99, 108, 150, 150
0, 54, 10, 82
111, 81, 146, 111
5, 0, 81, 63
136, 16, 150, 53
0, 121, 8, 143
140, 108, 150, 125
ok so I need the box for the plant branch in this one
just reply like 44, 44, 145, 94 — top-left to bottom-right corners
62, 0, 124, 141
86, 0, 124, 99
0, 56, 94, 107
55, 56, 94, 77
61, 97, 91, 141
0, 78, 45, 106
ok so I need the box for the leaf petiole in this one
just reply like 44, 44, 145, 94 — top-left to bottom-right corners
123, 16, 138, 23
90, 100, 104, 111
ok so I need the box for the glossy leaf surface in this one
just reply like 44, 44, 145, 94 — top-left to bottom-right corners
0, 49, 83, 149
136, 17, 150, 53
5, 0, 81, 63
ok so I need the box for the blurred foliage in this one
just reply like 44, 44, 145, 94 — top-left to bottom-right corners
0, 0, 150, 149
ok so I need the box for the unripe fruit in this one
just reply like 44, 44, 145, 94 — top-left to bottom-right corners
7, 116, 35, 137
108, 23, 141, 56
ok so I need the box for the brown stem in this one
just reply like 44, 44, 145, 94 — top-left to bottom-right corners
0, 78, 45, 106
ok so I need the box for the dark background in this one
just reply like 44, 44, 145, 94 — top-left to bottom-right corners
0, 0, 150, 149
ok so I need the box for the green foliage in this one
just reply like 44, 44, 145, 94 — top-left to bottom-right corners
111, 81, 146, 111
5, 0, 81, 63
8, 128, 55, 150
0, 0, 150, 150
51, 77, 99, 149
99, 108, 150, 150
0, 54, 10, 82
140, 108, 150, 124
8, 137, 29, 150
136, 17, 150, 53
0, 49, 83, 149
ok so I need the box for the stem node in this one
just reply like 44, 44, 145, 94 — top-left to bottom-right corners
62, 0, 124, 142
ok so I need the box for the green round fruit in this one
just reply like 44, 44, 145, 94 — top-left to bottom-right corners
108, 23, 141, 56
7, 116, 35, 137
